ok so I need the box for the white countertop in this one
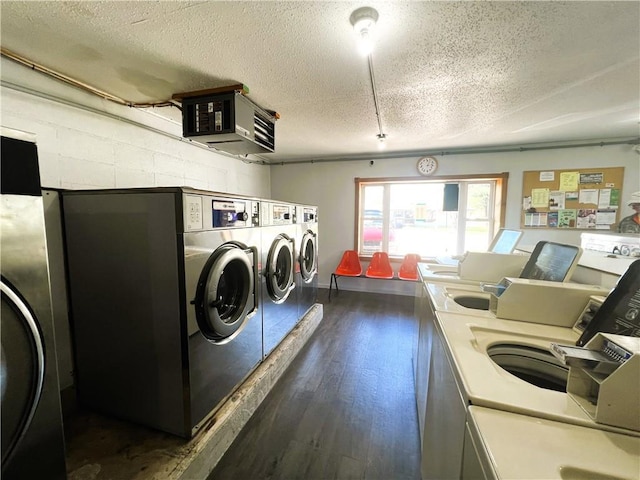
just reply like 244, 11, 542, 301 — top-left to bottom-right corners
467, 406, 640, 480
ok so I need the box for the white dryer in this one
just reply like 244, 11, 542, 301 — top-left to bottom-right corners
260, 201, 298, 358
295, 204, 318, 320
63, 188, 263, 438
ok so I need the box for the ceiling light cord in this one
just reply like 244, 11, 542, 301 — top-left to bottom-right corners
367, 53, 385, 140
350, 7, 385, 146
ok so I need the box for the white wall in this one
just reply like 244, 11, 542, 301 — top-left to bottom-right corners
1, 57, 271, 195
270, 146, 640, 295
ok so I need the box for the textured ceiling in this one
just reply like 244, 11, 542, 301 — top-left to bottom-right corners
1, 1, 639, 162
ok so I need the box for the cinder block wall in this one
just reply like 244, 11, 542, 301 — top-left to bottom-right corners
1, 58, 270, 195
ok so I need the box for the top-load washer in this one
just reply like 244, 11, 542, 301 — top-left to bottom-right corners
63, 188, 262, 438
418, 252, 529, 286
419, 262, 640, 479
463, 406, 640, 480
1, 129, 67, 479
420, 241, 607, 326
419, 240, 583, 286
295, 204, 318, 320
421, 311, 640, 480
424, 228, 524, 267
261, 201, 298, 358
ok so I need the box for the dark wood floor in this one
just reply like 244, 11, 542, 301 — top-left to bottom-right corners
209, 288, 421, 480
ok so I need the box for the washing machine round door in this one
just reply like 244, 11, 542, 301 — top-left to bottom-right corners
266, 234, 295, 303
300, 230, 317, 283
194, 243, 256, 344
1, 278, 45, 469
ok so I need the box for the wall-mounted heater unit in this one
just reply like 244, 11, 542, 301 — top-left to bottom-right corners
181, 92, 275, 154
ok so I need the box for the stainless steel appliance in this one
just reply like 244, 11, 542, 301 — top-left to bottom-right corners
181, 92, 276, 154
295, 204, 318, 319
260, 201, 298, 358
62, 188, 262, 438
1, 129, 67, 479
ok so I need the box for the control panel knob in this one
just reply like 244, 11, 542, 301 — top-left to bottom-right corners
240, 211, 249, 222
620, 245, 631, 256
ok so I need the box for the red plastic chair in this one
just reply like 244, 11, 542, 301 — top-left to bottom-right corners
329, 250, 363, 299
335, 250, 362, 277
398, 253, 421, 281
365, 252, 394, 279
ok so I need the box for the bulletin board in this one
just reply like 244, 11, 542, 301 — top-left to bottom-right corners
521, 167, 624, 230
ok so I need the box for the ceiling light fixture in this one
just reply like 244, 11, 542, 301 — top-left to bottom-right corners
350, 7, 379, 56
350, 7, 387, 150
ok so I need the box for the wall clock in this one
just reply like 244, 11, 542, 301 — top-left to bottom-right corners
417, 156, 438, 176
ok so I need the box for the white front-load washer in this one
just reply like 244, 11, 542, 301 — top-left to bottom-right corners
63, 188, 263, 438
295, 204, 318, 320
261, 201, 298, 358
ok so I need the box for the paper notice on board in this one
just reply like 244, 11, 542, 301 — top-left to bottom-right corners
580, 172, 603, 184
565, 191, 578, 200
524, 212, 548, 227
577, 209, 597, 229
598, 189, 612, 208
610, 189, 620, 207
558, 209, 577, 228
531, 188, 550, 208
596, 209, 617, 226
537, 212, 548, 227
579, 189, 599, 204
548, 191, 565, 210
539, 171, 555, 182
559, 172, 579, 191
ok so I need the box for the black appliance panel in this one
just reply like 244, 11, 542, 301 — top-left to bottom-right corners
577, 259, 640, 346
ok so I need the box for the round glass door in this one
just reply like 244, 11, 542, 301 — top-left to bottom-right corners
300, 230, 317, 283
193, 243, 256, 344
1, 278, 45, 469
266, 235, 295, 303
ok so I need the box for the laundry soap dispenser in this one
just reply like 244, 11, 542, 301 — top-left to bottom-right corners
551, 333, 640, 433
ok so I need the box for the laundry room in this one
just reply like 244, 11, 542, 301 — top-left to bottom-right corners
1, 2, 639, 480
